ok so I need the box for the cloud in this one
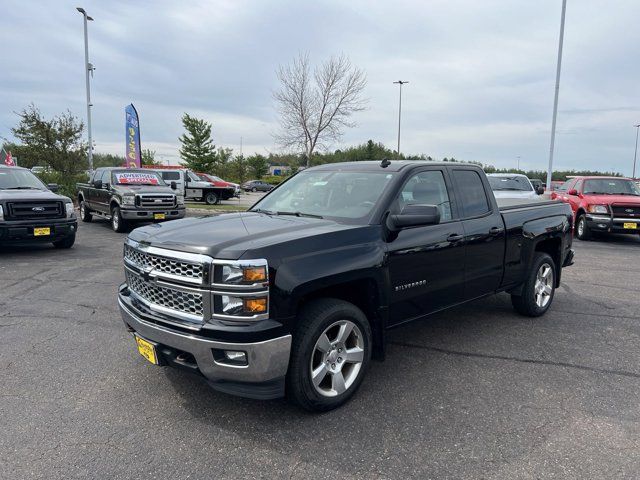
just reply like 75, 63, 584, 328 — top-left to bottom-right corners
1, 0, 639, 174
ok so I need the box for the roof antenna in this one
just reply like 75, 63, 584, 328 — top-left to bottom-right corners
380, 158, 391, 168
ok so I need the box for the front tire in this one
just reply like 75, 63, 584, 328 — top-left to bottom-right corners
287, 298, 372, 412
111, 206, 127, 233
204, 192, 219, 205
52, 234, 76, 249
576, 214, 591, 240
511, 252, 556, 317
79, 200, 92, 222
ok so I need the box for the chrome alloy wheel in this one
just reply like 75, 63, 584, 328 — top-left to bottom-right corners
112, 210, 120, 230
310, 320, 365, 397
577, 216, 585, 237
80, 202, 86, 218
534, 263, 553, 308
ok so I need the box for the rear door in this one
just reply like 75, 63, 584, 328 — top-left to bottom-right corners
87, 169, 102, 209
387, 167, 466, 325
95, 169, 112, 213
450, 168, 505, 300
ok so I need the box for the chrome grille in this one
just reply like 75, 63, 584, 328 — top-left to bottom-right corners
124, 244, 204, 281
126, 270, 203, 318
137, 194, 175, 208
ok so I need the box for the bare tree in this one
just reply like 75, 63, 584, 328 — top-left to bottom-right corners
273, 53, 367, 166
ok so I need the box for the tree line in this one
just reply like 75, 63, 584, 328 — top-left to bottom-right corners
2, 104, 623, 189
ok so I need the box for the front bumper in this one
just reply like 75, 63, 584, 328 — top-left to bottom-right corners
121, 207, 185, 221
586, 214, 640, 234
118, 288, 292, 400
0, 217, 77, 244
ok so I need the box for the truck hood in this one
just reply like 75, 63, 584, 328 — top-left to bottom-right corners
128, 212, 365, 260
113, 185, 175, 195
0, 188, 70, 203
581, 194, 640, 205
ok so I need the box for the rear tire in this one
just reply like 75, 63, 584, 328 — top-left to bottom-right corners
204, 192, 219, 205
52, 234, 76, 249
286, 298, 372, 412
111, 206, 127, 233
79, 200, 92, 222
511, 252, 556, 317
576, 214, 591, 240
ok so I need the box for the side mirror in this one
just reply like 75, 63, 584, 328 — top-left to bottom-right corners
388, 204, 440, 230
567, 188, 578, 196
93, 179, 102, 189
170, 181, 177, 190
47, 183, 59, 192
103, 182, 110, 190
536, 186, 544, 195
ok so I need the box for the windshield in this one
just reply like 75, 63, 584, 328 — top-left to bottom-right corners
488, 176, 532, 191
112, 170, 165, 186
199, 174, 222, 182
0, 168, 48, 190
583, 178, 640, 196
251, 170, 396, 221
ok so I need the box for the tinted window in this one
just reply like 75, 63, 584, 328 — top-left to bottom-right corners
101, 170, 111, 184
453, 170, 490, 217
574, 180, 583, 193
583, 178, 640, 195
395, 170, 453, 221
162, 171, 180, 181
488, 175, 533, 192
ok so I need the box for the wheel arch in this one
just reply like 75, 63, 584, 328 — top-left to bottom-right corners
293, 278, 387, 360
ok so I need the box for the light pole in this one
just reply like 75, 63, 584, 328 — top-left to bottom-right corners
633, 124, 640, 179
517, 155, 521, 171
546, 0, 567, 192
77, 7, 94, 171
393, 80, 408, 158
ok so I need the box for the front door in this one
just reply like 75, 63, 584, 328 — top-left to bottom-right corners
387, 168, 466, 325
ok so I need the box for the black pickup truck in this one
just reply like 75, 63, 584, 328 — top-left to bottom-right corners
118, 161, 574, 411
77, 168, 185, 232
0, 166, 77, 248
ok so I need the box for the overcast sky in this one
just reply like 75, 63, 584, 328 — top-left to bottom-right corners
1, 0, 639, 174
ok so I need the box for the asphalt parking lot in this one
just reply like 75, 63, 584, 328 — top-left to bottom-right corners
1, 219, 639, 479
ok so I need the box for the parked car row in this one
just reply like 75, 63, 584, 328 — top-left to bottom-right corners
550, 176, 640, 240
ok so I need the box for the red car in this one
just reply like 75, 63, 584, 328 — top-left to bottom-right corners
197, 173, 240, 199
552, 176, 640, 240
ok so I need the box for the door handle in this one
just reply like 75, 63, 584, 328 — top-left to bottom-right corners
489, 226, 504, 236
447, 233, 464, 243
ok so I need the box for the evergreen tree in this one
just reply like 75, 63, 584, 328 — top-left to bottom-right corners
141, 149, 161, 166
246, 154, 269, 179
230, 155, 249, 183
178, 113, 217, 172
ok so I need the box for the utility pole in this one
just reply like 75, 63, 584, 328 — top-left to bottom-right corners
393, 80, 408, 158
633, 124, 639, 179
546, 0, 567, 191
517, 155, 521, 171
77, 7, 95, 171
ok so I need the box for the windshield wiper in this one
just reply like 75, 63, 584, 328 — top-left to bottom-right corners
275, 211, 324, 219
251, 208, 276, 215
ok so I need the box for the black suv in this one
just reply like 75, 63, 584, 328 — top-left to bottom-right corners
0, 166, 77, 248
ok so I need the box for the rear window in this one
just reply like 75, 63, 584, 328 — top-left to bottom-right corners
453, 170, 491, 217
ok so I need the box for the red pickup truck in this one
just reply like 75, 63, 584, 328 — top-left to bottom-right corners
551, 176, 640, 240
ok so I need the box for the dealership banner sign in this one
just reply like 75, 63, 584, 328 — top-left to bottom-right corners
125, 104, 141, 168
114, 172, 159, 185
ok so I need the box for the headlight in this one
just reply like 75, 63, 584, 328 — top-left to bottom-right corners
587, 204, 608, 214
221, 295, 268, 315
220, 264, 268, 285
65, 202, 75, 218
176, 195, 185, 205
0, 205, 4, 221
121, 195, 135, 206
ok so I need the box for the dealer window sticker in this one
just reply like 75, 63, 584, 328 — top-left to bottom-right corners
114, 172, 160, 185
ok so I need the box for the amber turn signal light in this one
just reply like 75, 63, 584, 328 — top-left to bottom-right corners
243, 297, 267, 313
243, 266, 267, 282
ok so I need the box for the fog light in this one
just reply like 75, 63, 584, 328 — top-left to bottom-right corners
224, 350, 247, 365
244, 297, 267, 313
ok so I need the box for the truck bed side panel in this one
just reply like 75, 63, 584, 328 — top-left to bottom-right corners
500, 203, 573, 289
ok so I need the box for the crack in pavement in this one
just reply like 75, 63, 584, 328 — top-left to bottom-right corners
389, 341, 640, 380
